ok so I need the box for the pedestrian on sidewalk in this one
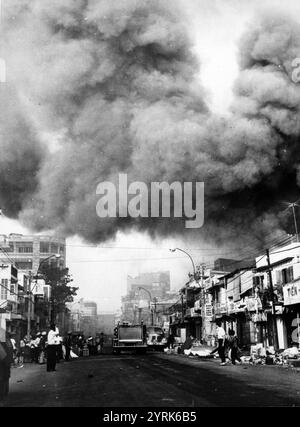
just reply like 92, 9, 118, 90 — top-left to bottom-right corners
227, 329, 242, 365
18, 337, 25, 366
9, 334, 17, 366
39, 332, 47, 364
64, 332, 73, 361
167, 332, 175, 350
56, 335, 63, 363
213, 320, 227, 365
35, 333, 42, 364
47, 324, 58, 372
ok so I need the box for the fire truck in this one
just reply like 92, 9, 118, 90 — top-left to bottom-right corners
112, 322, 148, 354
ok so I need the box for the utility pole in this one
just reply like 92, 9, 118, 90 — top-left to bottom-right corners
266, 249, 279, 350
291, 203, 299, 242
26, 271, 32, 339
154, 297, 157, 326
284, 201, 300, 242
181, 293, 184, 322
199, 264, 206, 343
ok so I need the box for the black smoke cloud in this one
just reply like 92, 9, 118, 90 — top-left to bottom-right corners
1, 1, 299, 247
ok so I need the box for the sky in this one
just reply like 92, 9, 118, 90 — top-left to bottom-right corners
2, 0, 300, 313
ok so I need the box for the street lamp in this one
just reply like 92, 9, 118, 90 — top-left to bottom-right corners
138, 286, 155, 326
27, 254, 61, 339
169, 248, 196, 278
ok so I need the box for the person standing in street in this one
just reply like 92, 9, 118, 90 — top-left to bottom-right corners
65, 332, 73, 361
99, 333, 105, 354
167, 331, 175, 350
34, 332, 41, 364
9, 334, 17, 366
19, 337, 26, 367
215, 320, 227, 365
39, 332, 47, 364
56, 334, 63, 363
47, 324, 58, 372
227, 329, 242, 365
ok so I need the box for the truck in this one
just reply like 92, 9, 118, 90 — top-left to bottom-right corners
146, 326, 167, 352
112, 322, 148, 354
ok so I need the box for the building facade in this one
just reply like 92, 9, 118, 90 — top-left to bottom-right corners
168, 241, 300, 351
122, 271, 174, 326
0, 234, 67, 339
2, 234, 66, 273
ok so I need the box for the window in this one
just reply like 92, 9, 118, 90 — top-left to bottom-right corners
16, 242, 33, 253
1, 279, 8, 300
282, 266, 294, 284
276, 266, 294, 285
253, 275, 264, 291
10, 284, 15, 295
40, 242, 50, 253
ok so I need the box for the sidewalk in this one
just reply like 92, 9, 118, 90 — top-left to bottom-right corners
162, 349, 300, 369
156, 352, 300, 397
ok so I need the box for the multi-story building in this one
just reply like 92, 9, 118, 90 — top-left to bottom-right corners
168, 240, 300, 351
127, 271, 170, 300
67, 299, 98, 337
122, 271, 173, 326
0, 234, 66, 338
0, 260, 28, 340
1, 234, 66, 273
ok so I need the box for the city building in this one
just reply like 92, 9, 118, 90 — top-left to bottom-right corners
67, 299, 98, 337
0, 234, 67, 338
127, 271, 170, 299
167, 239, 300, 351
0, 260, 28, 341
1, 234, 66, 273
122, 271, 174, 326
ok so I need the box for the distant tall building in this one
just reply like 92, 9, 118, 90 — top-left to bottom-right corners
127, 271, 170, 299
68, 299, 98, 336
122, 271, 171, 326
81, 301, 97, 317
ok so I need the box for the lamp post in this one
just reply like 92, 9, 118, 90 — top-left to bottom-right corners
169, 248, 196, 278
27, 254, 61, 339
138, 286, 154, 326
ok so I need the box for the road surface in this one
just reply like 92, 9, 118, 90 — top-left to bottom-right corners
3, 352, 300, 407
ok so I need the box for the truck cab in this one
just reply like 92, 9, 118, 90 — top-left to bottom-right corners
146, 326, 167, 351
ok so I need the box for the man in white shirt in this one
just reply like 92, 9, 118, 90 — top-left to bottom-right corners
47, 324, 58, 372
216, 320, 227, 365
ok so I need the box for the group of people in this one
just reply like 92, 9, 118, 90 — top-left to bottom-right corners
2, 325, 106, 383
166, 321, 242, 366
9, 330, 63, 368
211, 321, 242, 365
71, 333, 105, 357
46, 325, 106, 371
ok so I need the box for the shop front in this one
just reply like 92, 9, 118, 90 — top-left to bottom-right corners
283, 279, 300, 348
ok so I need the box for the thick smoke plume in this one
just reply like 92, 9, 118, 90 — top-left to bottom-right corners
1, 1, 300, 249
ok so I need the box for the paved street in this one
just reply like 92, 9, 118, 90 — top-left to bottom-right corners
3, 352, 300, 407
